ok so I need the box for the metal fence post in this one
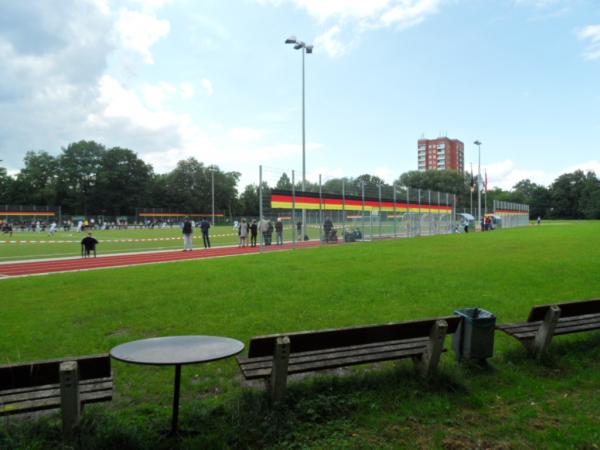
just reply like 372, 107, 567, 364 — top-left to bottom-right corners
259, 165, 264, 250
378, 184, 382, 239
393, 185, 397, 239
342, 178, 346, 237
319, 174, 323, 245
361, 181, 366, 241
292, 170, 296, 247
406, 186, 410, 238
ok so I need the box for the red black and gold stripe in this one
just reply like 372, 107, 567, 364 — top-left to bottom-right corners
270, 190, 452, 214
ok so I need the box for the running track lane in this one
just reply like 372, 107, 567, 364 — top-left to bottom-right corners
0, 241, 322, 278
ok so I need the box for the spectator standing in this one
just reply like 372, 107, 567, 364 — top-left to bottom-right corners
296, 220, 302, 236
200, 218, 211, 248
260, 218, 270, 246
537, 216, 541, 225
182, 218, 193, 251
239, 218, 249, 247
81, 232, 98, 258
275, 218, 284, 245
323, 218, 333, 243
250, 220, 258, 247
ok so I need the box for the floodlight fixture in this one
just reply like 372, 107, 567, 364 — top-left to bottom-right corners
305, 45, 313, 54
285, 36, 297, 44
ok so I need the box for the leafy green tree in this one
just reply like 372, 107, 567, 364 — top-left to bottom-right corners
0, 166, 14, 204
580, 172, 600, 219
238, 184, 260, 217
93, 147, 153, 215
12, 151, 59, 205
549, 170, 588, 219
57, 141, 106, 214
275, 172, 292, 190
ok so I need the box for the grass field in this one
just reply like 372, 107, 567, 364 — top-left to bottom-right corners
1, 221, 600, 449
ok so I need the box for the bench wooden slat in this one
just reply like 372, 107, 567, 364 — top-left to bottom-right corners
241, 345, 437, 380
0, 354, 111, 390
0, 379, 113, 405
0, 389, 112, 416
497, 313, 600, 339
527, 298, 600, 322
238, 338, 429, 371
247, 316, 460, 358
239, 336, 429, 366
512, 320, 600, 340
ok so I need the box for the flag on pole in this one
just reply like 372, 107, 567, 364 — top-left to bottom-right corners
485, 169, 488, 193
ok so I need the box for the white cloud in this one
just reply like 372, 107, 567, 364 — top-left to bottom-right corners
262, 0, 443, 57
577, 25, 600, 61
201, 78, 214, 96
179, 82, 195, 100
314, 26, 350, 58
229, 128, 268, 142
141, 81, 177, 108
485, 160, 550, 190
564, 160, 600, 175
114, 9, 170, 64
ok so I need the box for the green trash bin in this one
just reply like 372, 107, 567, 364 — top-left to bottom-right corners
452, 307, 496, 362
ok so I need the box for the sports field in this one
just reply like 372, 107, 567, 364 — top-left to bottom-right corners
1, 221, 599, 449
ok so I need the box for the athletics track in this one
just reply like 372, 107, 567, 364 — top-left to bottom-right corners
0, 241, 322, 279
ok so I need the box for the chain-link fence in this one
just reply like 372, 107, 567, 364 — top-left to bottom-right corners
1, 205, 60, 231
493, 200, 530, 228
258, 166, 456, 249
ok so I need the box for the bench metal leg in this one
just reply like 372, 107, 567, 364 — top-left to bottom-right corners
531, 305, 561, 359
60, 361, 80, 438
269, 336, 290, 402
415, 320, 448, 378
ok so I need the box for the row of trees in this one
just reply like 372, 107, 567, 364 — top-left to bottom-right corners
1, 140, 599, 219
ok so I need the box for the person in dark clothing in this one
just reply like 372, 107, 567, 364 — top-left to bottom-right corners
81, 233, 98, 258
250, 220, 258, 247
200, 219, 211, 248
182, 218, 193, 251
296, 220, 302, 235
275, 219, 284, 245
323, 218, 333, 243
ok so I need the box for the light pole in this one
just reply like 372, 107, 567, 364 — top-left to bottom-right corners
285, 36, 313, 240
208, 167, 216, 227
474, 140, 482, 227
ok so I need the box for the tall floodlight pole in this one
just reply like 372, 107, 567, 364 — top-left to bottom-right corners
285, 36, 313, 240
474, 140, 482, 227
208, 168, 216, 226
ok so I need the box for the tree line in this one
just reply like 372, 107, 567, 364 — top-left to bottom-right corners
1, 140, 599, 219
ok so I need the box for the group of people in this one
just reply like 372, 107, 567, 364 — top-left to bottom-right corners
182, 218, 212, 251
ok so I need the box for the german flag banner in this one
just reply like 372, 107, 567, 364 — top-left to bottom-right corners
495, 209, 529, 216
270, 190, 452, 214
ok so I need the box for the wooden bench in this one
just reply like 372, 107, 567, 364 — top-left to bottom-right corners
497, 298, 600, 359
0, 354, 113, 436
237, 316, 461, 401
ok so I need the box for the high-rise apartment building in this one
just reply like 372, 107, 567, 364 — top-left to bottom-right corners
418, 137, 464, 172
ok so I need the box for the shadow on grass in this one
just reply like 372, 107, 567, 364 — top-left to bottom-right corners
0, 363, 468, 450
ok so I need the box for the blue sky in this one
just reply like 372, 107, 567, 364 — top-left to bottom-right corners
1, 0, 599, 189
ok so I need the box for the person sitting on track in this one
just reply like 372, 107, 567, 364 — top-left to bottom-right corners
81, 232, 99, 258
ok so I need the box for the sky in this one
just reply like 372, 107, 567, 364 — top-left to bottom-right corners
1, 0, 599, 190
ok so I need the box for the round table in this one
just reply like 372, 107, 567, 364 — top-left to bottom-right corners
110, 335, 244, 434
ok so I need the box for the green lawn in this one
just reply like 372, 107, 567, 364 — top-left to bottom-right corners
1, 221, 599, 449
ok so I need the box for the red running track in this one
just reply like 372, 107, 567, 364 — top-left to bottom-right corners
0, 241, 322, 278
